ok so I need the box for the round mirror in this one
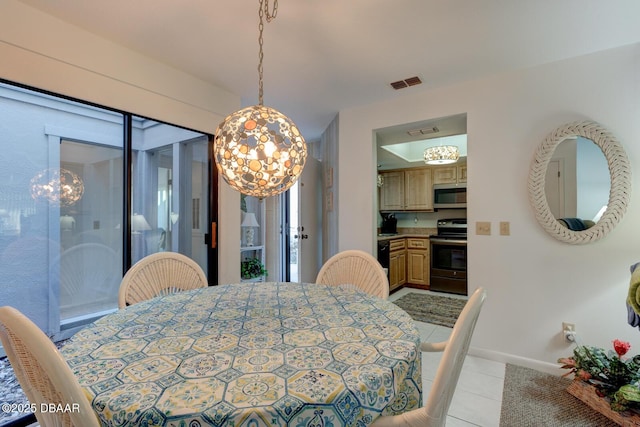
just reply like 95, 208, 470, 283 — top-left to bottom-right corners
528, 120, 631, 244
545, 136, 609, 223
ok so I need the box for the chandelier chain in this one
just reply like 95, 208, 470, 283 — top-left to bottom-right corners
258, 0, 278, 105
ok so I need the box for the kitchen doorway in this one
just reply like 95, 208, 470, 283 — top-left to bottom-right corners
374, 113, 468, 294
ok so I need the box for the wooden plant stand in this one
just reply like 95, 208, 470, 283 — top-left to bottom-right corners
567, 380, 640, 426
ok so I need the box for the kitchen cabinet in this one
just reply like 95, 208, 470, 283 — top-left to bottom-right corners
404, 169, 433, 210
379, 168, 433, 211
433, 162, 467, 185
389, 238, 406, 291
458, 164, 467, 183
406, 238, 429, 287
379, 171, 404, 211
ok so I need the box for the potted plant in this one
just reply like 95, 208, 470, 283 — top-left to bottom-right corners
559, 339, 640, 417
241, 257, 267, 280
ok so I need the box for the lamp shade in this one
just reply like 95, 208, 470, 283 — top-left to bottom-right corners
131, 213, 151, 232
424, 145, 460, 165
241, 212, 260, 228
30, 168, 84, 207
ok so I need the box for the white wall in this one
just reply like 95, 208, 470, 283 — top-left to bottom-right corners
0, 0, 242, 284
337, 44, 640, 370
4, 0, 640, 369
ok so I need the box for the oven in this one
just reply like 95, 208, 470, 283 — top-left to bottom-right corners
430, 219, 467, 295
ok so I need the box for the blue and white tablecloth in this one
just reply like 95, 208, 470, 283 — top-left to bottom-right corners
61, 282, 422, 426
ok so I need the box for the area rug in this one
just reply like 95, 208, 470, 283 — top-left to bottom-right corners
392, 292, 466, 327
499, 364, 617, 426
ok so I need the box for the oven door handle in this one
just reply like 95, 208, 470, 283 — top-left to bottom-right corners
429, 238, 467, 245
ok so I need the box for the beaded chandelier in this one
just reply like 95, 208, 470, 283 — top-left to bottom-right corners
424, 145, 460, 165
30, 168, 84, 207
214, 0, 307, 199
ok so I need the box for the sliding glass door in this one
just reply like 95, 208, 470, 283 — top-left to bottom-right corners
0, 81, 217, 342
130, 117, 210, 273
0, 83, 126, 335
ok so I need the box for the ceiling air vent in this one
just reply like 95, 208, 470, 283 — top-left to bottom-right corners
390, 76, 422, 90
404, 76, 422, 86
407, 126, 439, 137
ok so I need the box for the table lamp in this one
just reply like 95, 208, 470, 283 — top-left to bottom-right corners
241, 212, 259, 246
131, 213, 151, 234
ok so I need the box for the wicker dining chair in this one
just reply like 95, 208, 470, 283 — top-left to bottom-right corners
315, 249, 389, 299
371, 287, 487, 427
0, 306, 100, 427
118, 251, 208, 308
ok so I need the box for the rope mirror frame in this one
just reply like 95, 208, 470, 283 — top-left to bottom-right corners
528, 120, 631, 244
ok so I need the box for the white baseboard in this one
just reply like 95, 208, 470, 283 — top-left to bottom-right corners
469, 346, 563, 376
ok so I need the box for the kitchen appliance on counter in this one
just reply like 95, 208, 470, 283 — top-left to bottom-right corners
380, 213, 397, 235
429, 218, 467, 295
433, 183, 467, 209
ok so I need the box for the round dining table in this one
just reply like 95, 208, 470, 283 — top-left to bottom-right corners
61, 282, 422, 426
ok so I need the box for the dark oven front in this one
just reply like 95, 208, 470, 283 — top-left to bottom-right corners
430, 237, 467, 295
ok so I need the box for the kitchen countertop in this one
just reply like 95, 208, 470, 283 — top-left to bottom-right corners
377, 228, 437, 241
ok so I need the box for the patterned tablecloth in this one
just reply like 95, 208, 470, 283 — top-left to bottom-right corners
61, 282, 422, 426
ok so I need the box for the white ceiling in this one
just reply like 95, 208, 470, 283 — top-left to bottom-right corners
17, 0, 640, 143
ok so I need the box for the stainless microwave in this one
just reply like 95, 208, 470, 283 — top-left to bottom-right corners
433, 183, 467, 209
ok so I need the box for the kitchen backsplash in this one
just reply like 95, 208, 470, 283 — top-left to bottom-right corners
377, 227, 437, 236
379, 210, 466, 229
398, 227, 437, 235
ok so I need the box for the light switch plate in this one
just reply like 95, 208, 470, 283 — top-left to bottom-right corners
476, 221, 491, 235
500, 221, 510, 236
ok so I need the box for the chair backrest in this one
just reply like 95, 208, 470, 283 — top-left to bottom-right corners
424, 287, 486, 424
53, 243, 120, 312
315, 249, 389, 299
118, 251, 208, 308
0, 306, 100, 427
371, 287, 486, 427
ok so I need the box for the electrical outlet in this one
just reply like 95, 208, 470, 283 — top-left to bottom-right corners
563, 322, 576, 342
476, 221, 491, 235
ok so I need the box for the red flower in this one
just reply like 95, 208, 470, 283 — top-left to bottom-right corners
613, 339, 631, 357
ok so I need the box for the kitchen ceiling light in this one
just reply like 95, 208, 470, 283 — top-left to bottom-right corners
424, 145, 460, 165
214, 0, 307, 199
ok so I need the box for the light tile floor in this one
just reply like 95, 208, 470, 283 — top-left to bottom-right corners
389, 287, 505, 427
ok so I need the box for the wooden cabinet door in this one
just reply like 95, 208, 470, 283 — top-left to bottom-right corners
407, 250, 428, 285
458, 164, 467, 183
379, 171, 405, 211
432, 166, 457, 184
433, 162, 467, 184
397, 251, 407, 286
404, 169, 433, 210
389, 239, 406, 291
389, 251, 400, 290
406, 238, 429, 287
